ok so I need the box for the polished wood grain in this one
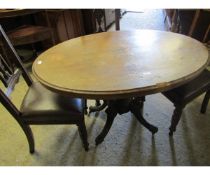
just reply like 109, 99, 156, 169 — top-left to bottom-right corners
32, 30, 209, 99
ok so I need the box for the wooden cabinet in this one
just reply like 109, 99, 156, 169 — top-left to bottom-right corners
0, 9, 85, 44
45, 10, 85, 43
0, 9, 86, 62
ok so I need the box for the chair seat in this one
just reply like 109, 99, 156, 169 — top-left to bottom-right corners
163, 69, 210, 105
20, 82, 84, 124
7, 25, 53, 46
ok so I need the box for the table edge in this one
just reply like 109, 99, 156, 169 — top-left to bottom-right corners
32, 56, 210, 100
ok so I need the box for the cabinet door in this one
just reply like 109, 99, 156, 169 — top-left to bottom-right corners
47, 10, 85, 43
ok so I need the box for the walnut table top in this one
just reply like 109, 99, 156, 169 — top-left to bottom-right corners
32, 30, 209, 99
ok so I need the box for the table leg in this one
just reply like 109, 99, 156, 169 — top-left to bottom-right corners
129, 98, 158, 134
95, 97, 158, 145
95, 106, 118, 145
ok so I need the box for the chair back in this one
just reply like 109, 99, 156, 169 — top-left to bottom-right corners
0, 25, 33, 92
93, 9, 120, 33
0, 25, 33, 119
93, 9, 105, 33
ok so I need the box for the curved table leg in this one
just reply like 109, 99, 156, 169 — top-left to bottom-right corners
129, 98, 158, 134
95, 106, 118, 145
95, 97, 158, 145
89, 100, 108, 114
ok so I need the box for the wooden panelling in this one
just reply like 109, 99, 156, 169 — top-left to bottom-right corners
46, 9, 85, 43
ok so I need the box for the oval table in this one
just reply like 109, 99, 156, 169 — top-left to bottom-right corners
32, 30, 209, 145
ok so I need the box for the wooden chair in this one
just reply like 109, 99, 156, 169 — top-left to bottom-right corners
0, 25, 89, 153
162, 69, 210, 135
162, 10, 210, 136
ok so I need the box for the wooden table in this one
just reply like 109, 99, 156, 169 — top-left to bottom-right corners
0, 9, 42, 18
32, 30, 209, 144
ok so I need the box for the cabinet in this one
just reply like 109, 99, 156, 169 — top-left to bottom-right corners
0, 9, 85, 62
45, 10, 85, 43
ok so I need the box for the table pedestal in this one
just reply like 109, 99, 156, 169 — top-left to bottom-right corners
90, 97, 158, 145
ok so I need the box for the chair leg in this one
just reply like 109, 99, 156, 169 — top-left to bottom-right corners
169, 105, 184, 136
78, 121, 89, 151
95, 106, 118, 145
200, 91, 210, 114
20, 124, 35, 153
84, 99, 88, 115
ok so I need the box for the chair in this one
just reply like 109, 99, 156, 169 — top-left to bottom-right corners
0, 25, 89, 153
162, 10, 210, 136
162, 69, 210, 135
